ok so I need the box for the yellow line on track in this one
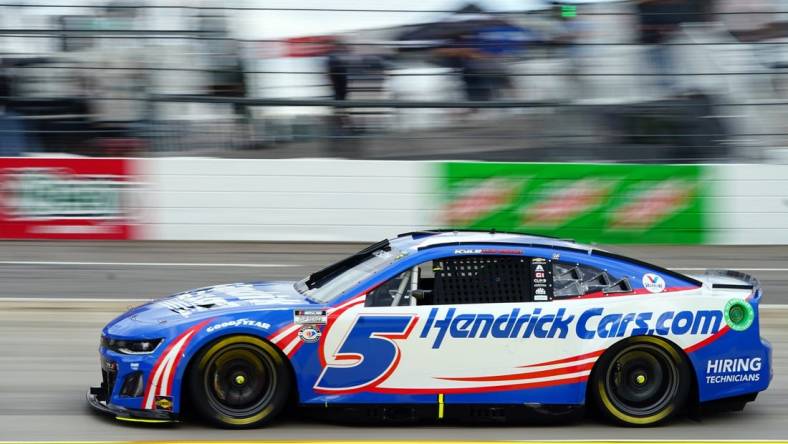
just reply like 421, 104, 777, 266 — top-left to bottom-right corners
5, 441, 788, 444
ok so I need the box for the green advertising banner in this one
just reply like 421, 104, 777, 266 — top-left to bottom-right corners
440, 162, 707, 244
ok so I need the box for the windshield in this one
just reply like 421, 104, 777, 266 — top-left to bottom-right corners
295, 245, 405, 303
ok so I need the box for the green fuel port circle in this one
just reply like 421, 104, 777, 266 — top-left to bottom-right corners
724, 299, 754, 331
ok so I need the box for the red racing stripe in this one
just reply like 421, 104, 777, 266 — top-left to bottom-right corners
437, 361, 595, 382
575, 286, 698, 300
684, 325, 731, 354
519, 349, 604, 368
142, 319, 212, 409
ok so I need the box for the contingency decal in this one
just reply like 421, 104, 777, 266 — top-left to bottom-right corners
531, 257, 552, 301
298, 325, 322, 343
270, 296, 366, 358
294, 309, 327, 325
642, 273, 666, 293
154, 395, 173, 411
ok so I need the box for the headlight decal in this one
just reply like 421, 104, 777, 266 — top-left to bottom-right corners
102, 337, 163, 355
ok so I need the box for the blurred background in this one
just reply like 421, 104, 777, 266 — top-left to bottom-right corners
0, 0, 786, 163
2, 3, 788, 440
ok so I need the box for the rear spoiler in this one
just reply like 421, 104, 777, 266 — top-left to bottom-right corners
705, 269, 761, 290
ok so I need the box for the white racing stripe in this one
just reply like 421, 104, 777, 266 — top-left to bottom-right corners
0, 260, 297, 268
282, 336, 302, 356
158, 332, 195, 397
143, 332, 193, 409
143, 351, 173, 409
271, 324, 301, 344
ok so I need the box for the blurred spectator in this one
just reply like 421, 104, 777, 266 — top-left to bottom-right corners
0, 68, 38, 156
325, 41, 359, 157
327, 43, 350, 102
636, 0, 687, 93
436, 33, 506, 105
201, 14, 250, 124
550, 2, 591, 98
400, 4, 525, 104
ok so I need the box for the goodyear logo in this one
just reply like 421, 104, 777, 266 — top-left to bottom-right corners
420, 307, 723, 349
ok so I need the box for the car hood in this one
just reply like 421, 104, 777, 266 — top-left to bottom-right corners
104, 281, 316, 338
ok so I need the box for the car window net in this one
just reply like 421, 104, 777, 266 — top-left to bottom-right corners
433, 255, 531, 305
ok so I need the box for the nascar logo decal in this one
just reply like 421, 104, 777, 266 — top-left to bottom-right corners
269, 295, 366, 358
142, 319, 211, 410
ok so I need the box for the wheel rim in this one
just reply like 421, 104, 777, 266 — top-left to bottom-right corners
203, 343, 277, 418
605, 344, 679, 417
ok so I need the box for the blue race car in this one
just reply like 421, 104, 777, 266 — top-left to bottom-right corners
88, 230, 771, 427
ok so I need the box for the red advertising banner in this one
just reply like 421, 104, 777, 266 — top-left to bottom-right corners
0, 157, 140, 240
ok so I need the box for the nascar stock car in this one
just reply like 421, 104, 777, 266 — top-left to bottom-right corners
88, 230, 771, 428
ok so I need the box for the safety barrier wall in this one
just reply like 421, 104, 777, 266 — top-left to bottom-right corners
136, 160, 788, 244
140, 158, 438, 242
0, 158, 785, 244
706, 164, 788, 245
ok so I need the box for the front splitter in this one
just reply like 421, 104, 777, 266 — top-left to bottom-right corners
87, 388, 176, 424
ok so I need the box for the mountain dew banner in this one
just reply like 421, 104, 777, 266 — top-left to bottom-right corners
439, 162, 708, 244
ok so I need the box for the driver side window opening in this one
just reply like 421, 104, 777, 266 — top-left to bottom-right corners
365, 255, 534, 307
552, 261, 632, 298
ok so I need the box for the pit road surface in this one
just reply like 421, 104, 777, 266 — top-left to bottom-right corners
0, 242, 786, 440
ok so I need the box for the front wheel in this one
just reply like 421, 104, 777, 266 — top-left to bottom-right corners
590, 337, 691, 427
188, 335, 291, 428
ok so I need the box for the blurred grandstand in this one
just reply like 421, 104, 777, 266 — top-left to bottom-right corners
0, 0, 787, 162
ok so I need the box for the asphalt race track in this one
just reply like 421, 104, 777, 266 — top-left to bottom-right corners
1, 241, 787, 441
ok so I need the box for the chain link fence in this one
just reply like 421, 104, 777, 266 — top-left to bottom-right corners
1, 1, 787, 162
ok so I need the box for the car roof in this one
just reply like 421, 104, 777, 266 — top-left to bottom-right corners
384, 230, 702, 287
391, 230, 598, 253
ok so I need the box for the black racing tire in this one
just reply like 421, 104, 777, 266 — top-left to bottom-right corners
590, 337, 691, 427
187, 335, 291, 428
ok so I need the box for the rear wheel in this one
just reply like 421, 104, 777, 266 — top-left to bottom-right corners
591, 337, 690, 426
188, 335, 291, 428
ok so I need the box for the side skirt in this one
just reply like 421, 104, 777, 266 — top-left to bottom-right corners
299, 403, 584, 425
